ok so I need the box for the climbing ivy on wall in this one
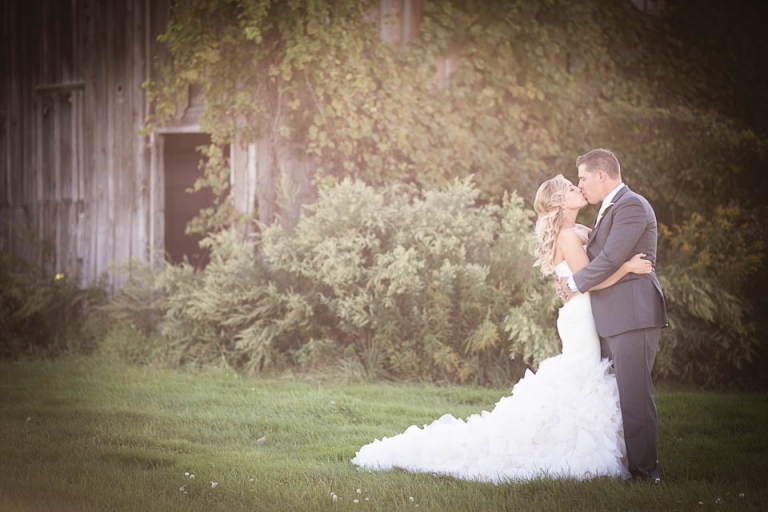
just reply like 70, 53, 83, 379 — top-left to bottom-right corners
143, 0, 767, 386
146, 0, 763, 213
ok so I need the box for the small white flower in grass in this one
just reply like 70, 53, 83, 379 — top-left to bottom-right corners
716, 498, 723, 504
211, 481, 218, 488
356, 489, 361, 494
249, 478, 254, 482
353, 499, 359, 504
365, 497, 370, 501
184, 472, 189, 477
179, 486, 185, 492
699, 502, 704, 505
739, 493, 745, 498
190, 474, 195, 479
332, 495, 338, 502
409, 497, 414, 503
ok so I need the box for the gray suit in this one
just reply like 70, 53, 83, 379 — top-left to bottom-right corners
573, 185, 667, 479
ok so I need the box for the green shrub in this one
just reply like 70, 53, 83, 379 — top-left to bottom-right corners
100, 259, 166, 337
655, 207, 764, 386
262, 177, 555, 385
96, 179, 763, 388
102, 178, 552, 385
98, 322, 167, 365
0, 251, 106, 357
101, 232, 315, 373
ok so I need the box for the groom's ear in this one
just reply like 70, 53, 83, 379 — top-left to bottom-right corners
596, 170, 607, 183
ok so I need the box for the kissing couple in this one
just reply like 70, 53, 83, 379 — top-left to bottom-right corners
351, 148, 668, 484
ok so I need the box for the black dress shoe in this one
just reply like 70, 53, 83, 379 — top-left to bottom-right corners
630, 470, 661, 484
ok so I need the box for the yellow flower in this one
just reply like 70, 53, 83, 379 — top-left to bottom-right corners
54, 273, 64, 281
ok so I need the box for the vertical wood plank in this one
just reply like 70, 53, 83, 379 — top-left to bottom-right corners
58, 0, 74, 83
36, 90, 44, 267
54, 92, 62, 273
379, 0, 403, 46
132, 0, 150, 264
83, 0, 97, 280
0, 2, 7, 251
1, 2, 9, 210
149, 132, 159, 263
155, 134, 165, 262
25, 4, 39, 263
254, 137, 274, 228
110, 0, 132, 279
90, 0, 112, 283
402, 0, 425, 43
231, 138, 247, 215
103, 0, 116, 285
246, 141, 257, 220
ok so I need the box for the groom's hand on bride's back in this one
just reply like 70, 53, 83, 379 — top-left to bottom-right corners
555, 276, 578, 303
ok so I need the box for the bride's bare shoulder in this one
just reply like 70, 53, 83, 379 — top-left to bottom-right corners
556, 226, 581, 244
574, 224, 591, 243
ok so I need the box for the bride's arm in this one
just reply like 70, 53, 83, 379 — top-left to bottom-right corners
589, 253, 652, 291
557, 228, 590, 275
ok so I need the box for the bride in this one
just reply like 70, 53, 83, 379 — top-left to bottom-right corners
351, 174, 652, 483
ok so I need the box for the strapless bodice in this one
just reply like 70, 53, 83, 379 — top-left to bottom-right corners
554, 245, 587, 278
554, 260, 573, 278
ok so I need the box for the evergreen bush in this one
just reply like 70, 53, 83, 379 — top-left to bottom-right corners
96, 179, 763, 387
262, 177, 555, 385
0, 251, 106, 357
656, 207, 764, 386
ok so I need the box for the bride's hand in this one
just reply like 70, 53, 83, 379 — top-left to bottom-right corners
624, 253, 652, 274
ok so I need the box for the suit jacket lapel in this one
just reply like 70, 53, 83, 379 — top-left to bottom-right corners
590, 186, 631, 242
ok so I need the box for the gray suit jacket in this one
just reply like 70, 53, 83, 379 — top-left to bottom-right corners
573, 186, 668, 338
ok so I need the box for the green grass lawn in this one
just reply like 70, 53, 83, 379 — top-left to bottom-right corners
0, 357, 765, 511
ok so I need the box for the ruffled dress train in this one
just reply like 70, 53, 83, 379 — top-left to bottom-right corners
351, 260, 630, 483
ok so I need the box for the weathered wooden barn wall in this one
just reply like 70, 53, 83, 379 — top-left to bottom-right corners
1, 0, 161, 286
0, 0, 434, 288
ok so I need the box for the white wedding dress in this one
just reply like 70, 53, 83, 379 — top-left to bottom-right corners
351, 259, 630, 483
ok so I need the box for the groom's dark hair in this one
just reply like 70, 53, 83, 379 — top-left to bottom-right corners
576, 149, 621, 179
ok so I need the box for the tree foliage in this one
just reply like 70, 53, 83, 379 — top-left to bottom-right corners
656, 207, 764, 386
147, 0, 766, 215
140, 0, 767, 385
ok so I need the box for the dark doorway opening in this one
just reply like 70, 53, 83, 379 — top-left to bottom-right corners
163, 133, 226, 269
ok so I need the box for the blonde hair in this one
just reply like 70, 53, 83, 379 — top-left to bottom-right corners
533, 174, 568, 275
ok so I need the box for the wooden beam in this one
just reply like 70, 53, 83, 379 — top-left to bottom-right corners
34, 82, 85, 91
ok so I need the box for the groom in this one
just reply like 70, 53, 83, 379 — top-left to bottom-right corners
559, 148, 667, 483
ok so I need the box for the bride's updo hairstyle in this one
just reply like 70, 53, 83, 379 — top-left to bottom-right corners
533, 174, 568, 275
